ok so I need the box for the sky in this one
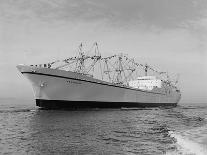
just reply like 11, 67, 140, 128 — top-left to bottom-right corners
0, 0, 207, 103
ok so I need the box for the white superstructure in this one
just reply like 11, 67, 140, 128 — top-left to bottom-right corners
129, 76, 162, 90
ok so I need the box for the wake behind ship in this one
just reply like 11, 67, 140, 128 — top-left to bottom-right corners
17, 43, 181, 109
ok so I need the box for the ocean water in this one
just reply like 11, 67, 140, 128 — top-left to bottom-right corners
0, 99, 207, 155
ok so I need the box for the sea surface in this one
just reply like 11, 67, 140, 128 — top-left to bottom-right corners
1, 99, 207, 155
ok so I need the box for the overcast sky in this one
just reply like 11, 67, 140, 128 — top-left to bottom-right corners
0, 0, 207, 103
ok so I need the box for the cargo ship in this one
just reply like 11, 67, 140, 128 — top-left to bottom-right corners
17, 43, 181, 108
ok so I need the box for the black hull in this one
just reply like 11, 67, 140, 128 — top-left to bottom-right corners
36, 99, 177, 109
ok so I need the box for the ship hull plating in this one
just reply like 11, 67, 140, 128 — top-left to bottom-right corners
17, 65, 181, 108
36, 99, 177, 109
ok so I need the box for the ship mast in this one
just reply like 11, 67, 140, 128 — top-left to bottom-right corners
144, 64, 148, 76
76, 43, 85, 73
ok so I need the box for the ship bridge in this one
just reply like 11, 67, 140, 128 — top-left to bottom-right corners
128, 76, 162, 90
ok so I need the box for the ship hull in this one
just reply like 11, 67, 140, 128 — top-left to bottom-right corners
17, 65, 181, 109
36, 99, 177, 109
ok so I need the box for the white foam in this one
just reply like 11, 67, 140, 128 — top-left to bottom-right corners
30, 109, 36, 112
166, 131, 207, 155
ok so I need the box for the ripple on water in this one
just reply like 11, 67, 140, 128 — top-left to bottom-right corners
1, 102, 207, 154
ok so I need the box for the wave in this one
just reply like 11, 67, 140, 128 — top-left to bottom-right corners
166, 131, 207, 155
120, 107, 159, 110
0, 109, 35, 113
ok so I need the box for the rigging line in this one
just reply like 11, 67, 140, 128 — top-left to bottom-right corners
74, 58, 79, 72
117, 57, 122, 83
55, 60, 76, 69
144, 63, 160, 74
126, 58, 138, 71
107, 59, 117, 71
86, 58, 99, 74
100, 54, 117, 60
99, 59, 104, 80
123, 56, 142, 67
122, 69, 127, 83
104, 60, 112, 82
115, 56, 124, 83
111, 62, 117, 83
123, 62, 135, 78
119, 57, 127, 83
117, 58, 123, 83
133, 62, 145, 73
94, 42, 100, 56
120, 57, 130, 69
82, 56, 101, 73
133, 61, 142, 67
122, 59, 135, 73
129, 61, 140, 73
103, 60, 110, 82
122, 62, 135, 83
124, 70, 135, 83
50, 59, 60, 65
